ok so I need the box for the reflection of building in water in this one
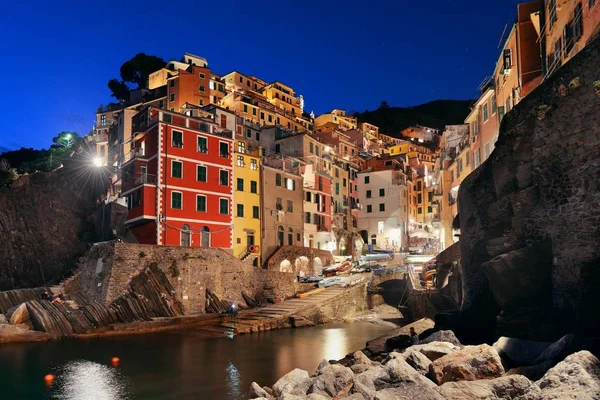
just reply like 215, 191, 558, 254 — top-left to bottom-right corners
323, 328, 348, 361
55, 361, 128, 399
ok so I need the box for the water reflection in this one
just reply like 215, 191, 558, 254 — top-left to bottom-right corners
52, 360, 129, 400
225, 362, 241, 400
323, 328, 347, 361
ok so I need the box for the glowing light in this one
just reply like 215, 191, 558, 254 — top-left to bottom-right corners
44, 374, 55, 386
93, 157, 103, 167
111, 357, 120, 367
51, 360, 128, 399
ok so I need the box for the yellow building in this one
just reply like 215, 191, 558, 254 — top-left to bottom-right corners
233, 136, 262, 265
315, 109, 357, 131
263, 81, 303, 116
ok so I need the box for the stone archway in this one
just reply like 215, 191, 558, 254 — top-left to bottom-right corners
279, 259, 292, 273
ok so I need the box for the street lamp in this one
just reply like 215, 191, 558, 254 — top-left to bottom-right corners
93, 156, 102, 167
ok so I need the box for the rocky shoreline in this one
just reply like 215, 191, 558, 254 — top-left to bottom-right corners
249, 326, 600, 399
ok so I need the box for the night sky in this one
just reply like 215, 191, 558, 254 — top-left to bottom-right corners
1, 0, 524, 150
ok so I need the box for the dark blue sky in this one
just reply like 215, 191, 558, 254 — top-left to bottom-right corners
0, 0, 523, 150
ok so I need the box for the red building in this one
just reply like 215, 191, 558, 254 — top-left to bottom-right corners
121, 107, 233, 248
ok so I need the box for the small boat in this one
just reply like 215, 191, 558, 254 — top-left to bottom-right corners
318, 277, 343, 288
359, 253, 391, 262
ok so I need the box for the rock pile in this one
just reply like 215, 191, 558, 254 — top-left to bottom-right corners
249, 331, 600, 399
0, 263, 183, 338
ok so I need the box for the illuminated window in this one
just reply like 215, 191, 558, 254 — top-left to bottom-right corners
378, 221, 384, 234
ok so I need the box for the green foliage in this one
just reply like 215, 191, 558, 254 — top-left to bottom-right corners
51, 131, 79, 148
107, 53, 166, 100
0, 169, 16, 187
107, 79, 130, 102
354, 99, 474, 135
139, 251, 147, 258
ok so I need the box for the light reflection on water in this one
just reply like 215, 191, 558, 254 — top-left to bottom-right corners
0, 322, 392, 400
51, 361, 129, 400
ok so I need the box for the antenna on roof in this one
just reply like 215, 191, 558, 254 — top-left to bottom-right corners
498, 23, 508, 48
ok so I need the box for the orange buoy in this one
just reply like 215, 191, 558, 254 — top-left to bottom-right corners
111, 357, 120, 366
44, 374, 55, 385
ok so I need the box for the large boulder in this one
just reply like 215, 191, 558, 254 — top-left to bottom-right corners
309, 364, 354, 398
354, 364, 391, 393
403, 350, 432, 376
249, 382, 271, 399
493, 336, 553, 366
403, 341, 460, 361
429, 344, 505, 384
439, 375, 541, 400
384, 357, 440, 394
272, 368, 312, 397
0, 314, 7, 324
421, 330, 462, 347
506, 360, 557, 381
534, 350, 600, 399
374, 385, 444, 400
9, 303, 30, 325
533, 334, 577, 364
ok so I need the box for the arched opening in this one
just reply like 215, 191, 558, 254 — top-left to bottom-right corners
277, 226, 284, 247
201, 226, 210, 248
181, 224, 191, 247
280, 259, 292, 273
287, 228, 293, 246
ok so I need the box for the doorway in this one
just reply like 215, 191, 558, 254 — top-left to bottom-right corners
181, 224, 191, 246
201, 226, 210, 247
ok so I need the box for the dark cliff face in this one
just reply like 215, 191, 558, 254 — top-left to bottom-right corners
458, 37, 600, 341
0, 154, 110, 290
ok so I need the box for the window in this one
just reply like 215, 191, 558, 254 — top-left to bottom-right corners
276, 197, 282, 210
335, 183, 340, 195
491, 94, 497, 114
428, 206, 433, 213
243, 104, 248, 113
573, 3, 583, 40
335, 169, 339, 178
418, 194, 422, 203
172, 160, 183, 178
209, 81, 215, 90
197, 165, 207, 182
466, 151, 470, 166
250, 181, 257, 194
197, 136, 207, 153
364, 176, 370, 184
169, 80, 175, 88
170, 93, 175, 102
256, 132, 260, 141
378, 221, 384, 234
252, 108, 257, 116
250, 159, 258, 170
482, 103, 489, 122
200, 123, 209, 133
172, 130, 183, 148
343, 178, 347, 187
172, 192, 182, 209
219, 198, 229, 214
367, 205, 372, 213
199, 85, 205, 92
416, 181, 422, 191
379, 203, 385, 212
275, 173, 282, 186
503, 49, 512, 72
237, 155, 245, 167
237, 204, 244, 217
260, 112, 265, 120
549, 0, 557, 29
268, 115, 272, 123
418, 207, 422, 214
285, 178, 296, 191
245, 128, 252, 138
100, 115, 106, 126
379, 188, 385, 197
297, 233, 301, 242
309, 142, 314, 153
220, 142, 229, 158
239, 76, 243, 83
366, 190, 372, 198
287, 200, 294, 213
288, 229, 293, 246
219, 170, 229, 186
275, 144, 281, 153
237, 178, 244, 191
253, 206, 259, 219
305, 212, 311, 223
199, 72, 205, 79
428, 192, 433, 202
196, 195, 206, 212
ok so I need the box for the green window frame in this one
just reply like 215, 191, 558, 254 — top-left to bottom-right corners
219, 198, 229, 215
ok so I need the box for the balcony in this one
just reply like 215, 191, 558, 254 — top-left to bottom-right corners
123, 147, 147, 164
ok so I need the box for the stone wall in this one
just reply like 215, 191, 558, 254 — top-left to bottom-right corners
458, 36, 600, 340
74, 242, 299, 314
265, 245, 335, 274
294, 283, 369, 324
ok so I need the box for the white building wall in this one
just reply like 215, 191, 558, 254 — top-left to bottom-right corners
357, 170, 409, 251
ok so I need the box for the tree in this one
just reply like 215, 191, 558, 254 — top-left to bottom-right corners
119, 53, 166, 89
0, 158, 17, 187
379, 100, 390, 109
107, 79, 130, 102
107, 53, 166, 101
52, 132, 79, 148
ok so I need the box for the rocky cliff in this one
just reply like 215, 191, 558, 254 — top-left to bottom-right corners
457, 37, 600, 341
0, 154, 110, 290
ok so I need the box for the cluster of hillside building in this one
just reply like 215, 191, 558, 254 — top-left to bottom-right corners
89, 0, 599, 266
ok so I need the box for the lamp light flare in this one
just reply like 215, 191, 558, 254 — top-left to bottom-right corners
93, 157, 103, 167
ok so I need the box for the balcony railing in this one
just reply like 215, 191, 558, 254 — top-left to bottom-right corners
123, 148, 147, 163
